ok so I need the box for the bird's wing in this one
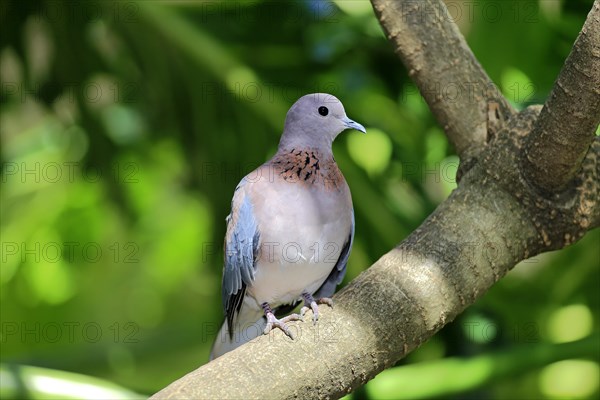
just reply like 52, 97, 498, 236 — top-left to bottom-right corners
222, 178, 260, 336
313, 209, 354, 299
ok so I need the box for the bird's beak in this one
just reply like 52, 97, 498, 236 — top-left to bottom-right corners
342, 116, 366, 134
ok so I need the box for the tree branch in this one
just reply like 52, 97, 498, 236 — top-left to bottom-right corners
151, 2, 600, 398
371, 0, 515, 158
151, 109, 599, 398
522, 0, 600, 193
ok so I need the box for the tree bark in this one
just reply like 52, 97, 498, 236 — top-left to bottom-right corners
522, 1, 600, 193
151, 1, 599, 398
371, 0, 515, 159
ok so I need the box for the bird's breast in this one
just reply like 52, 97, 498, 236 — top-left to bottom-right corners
269, 148, 347, 191
243, 152, 353, 307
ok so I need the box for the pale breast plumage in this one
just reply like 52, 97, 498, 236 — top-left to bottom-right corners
243, 151, 353, 307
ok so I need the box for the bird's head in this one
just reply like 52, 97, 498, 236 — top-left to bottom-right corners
280, 93, 366, 150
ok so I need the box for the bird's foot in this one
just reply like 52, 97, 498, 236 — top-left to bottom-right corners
261, 303, 302, 339
300, 292, 334, 324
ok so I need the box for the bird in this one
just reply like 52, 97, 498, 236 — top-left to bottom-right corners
210, 93, 365, 359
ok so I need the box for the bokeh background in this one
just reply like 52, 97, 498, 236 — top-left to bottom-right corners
1, 0, 598, 398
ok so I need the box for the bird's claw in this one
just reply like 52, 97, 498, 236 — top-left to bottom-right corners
301, 294, 334, 325
264, 312, 302, 339
318, 297, 334, 308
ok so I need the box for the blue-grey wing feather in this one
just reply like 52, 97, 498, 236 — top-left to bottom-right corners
222, 180, 259, 335
313, 209, 354, 299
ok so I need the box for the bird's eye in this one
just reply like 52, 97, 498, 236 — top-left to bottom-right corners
318, 106, 329, 116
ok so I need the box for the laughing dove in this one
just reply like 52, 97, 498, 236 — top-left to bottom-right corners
210, 93, 365, 359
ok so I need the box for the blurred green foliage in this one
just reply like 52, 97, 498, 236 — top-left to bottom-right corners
1, 0, 597, 398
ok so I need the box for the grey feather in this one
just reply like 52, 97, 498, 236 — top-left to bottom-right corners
313, 210, 354, 299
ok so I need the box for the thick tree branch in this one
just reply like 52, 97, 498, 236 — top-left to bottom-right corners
371, 0, 515, 158
522, 1, 600, 193
151, 2, 600, 398
152, 109, 599, 399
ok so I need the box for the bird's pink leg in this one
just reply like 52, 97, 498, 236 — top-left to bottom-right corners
261, 302, 302, 339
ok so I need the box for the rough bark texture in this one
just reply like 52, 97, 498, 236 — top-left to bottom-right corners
522, 1, 600, 193
371, 0, 515, 159
151, 1, 600, 398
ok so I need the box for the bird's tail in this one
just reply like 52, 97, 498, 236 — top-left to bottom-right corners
209, 306, 265, 360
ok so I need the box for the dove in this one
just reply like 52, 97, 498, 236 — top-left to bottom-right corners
210, 93, 365, 359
